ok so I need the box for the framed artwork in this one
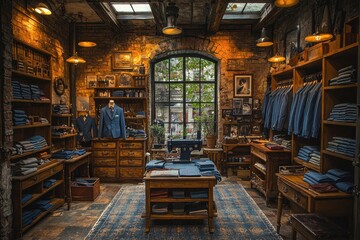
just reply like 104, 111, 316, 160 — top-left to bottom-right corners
105, 75, 116, 87
227, 58, 245, 71
233, 98, 252, 116
112, 52, 133, 70
234, 74, 252, 97
86, 74, 97, 88
283, 25, 300, 64
222, 109, 233, 118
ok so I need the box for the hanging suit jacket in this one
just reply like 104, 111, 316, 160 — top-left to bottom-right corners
98, 104, 126, 139
75, 115, 97, 142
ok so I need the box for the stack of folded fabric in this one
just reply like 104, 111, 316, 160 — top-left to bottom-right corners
39, 117, 49, 124
21, 193, 33, 204
264, 142, 284, 150
11, 157, 39, 176
193, 159, 222, 183
52, 104, 69, 114
73, 148, 86, 156
189, 189, 208, 198
12, 80, 22, 99
112, 90, 124, 97
172, 203, 186, 214
136, 111, 146, 117
297, 146, 320, 162
329, 65, 357, 86
30, 84, 41, 100
134, 129, 147, 138
13, 109, 28, 126
172, 189, 185, 198
52, 149, 74, 159
28, 135, 48, 150
127, 127, 147, 138
187, 202, 208, 215
309, 151, 321, 166
35, 198, 53, 211
327, 103, 357, 122
151, 189, 169, 198
43, 179, 56, 188
152, 203, 168, 214
303, 171, 334, 185
179, 167, 201, 177
325, 169, 354, 193
272, 135, 292, 149
326, 136, 356, 157
20, 83, 32, 100
22, 209, 42, 227
145, 160, 165, 171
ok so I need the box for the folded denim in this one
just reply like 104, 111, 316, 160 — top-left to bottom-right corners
327, 169, 353, 178
305, 171, 334, 183
335, 182, 354, 193
303, 176, 318, 185
21, 194, 33, 204
338, 65, 354, 73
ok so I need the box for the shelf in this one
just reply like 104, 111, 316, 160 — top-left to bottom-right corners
12, 99, 51, 104
272, 67, 294, 79
323, 120, 356, 127
150, 197, 209, 203
52, 133, 77, 139
22, 180, 64, 208
293, 157, 320, 172
324, 84, 357, 91
12, 70, 51, 81
322, 150, 354, 162
223, 161, 251, 166
52, 114, 72, 117
253, 164, 266, 175
94, 86, 146, 89
296, 57, 322, 70
22, 198, 65, 233
10, 146, 51, 160
324, 42, 358, 59
94, 97, 146, 100
13, 123, 51, 130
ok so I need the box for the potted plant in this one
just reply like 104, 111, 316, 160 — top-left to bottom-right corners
194, 113, 217, 148
150, 123, 165, 149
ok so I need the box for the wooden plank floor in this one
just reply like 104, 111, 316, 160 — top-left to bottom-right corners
22, 178, 294, 239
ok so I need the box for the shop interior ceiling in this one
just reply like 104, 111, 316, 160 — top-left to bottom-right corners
48, 0, 283, 34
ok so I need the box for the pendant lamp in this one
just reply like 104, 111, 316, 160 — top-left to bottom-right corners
162, 3, 182, 35
274, 0, 299, 8
34, 2, 52, 15
66, 52, 86, 65
77, 14, 97, 47
256, 28, 273, 47
268, 42, 285, 63
305, 3, 333, 43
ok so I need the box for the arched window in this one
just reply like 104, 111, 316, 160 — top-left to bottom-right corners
151, 54, 218, 141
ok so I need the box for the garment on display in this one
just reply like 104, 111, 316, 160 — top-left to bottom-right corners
75, 112, 97, 147
98, 100, 126, 139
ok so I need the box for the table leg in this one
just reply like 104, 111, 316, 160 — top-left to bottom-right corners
67, 175, 71, 210
276, 192, 283, 233
208, 217, 214, 233
145, 180, 151, 233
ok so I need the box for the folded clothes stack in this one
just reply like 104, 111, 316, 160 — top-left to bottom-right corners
52, 104, 69, 114
112, 90, 124, 97
179, 167, 201, 177
172, 203, 186, 214
28, 135, 48, 150
146, 160, 166, 171
136, 111, 146, 117
272, 135, 292, 149
195, 160, 215, 171
30, 84, 41, 100
21, 193, 33, 204
327, 103, 357, 122
22, 209, 42, 227
303, 171, 334, 185
12, 80, 22, 99
152, 203, 168, 214
35, 198, 53, 211
127, 127, 147, 138
264, 143, 284, 150
297, 146, 320, 162
189, 189, 208, 198
73, 148, 87, 156
326, 136, 356, 157
309, 151, 321, 166
39, 117, 49, 124
329, 65, 357, 86
11, 157, 39, 176
172, 189, 185, 198
52, 148, 87, 159
43, 179, 56, 188
20, 83, 32, 100
151, 189, 169, 198
13, 109, 28, 126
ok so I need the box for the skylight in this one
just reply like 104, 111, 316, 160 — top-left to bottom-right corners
111, 2, 152, 13
225, 2, 266, 16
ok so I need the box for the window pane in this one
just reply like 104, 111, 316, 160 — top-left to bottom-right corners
185, 57, 200, 82
226, 3, 246, 13
243, 3, 266, 13
170, 57, 183, 82
155, 84, 169, 102
111, 3, 133, 13
169, 123, 183, 139
131, 3, 151, 12
170, 83, 183, 102
170, 103, 183, 123
154, 60, 169, 82
201, 103, 215, 116
185, 123, 198, 139
163, 123, 171, 141
185, 83, 200, 102
201, 59, 215, 81
154, 103, 169, 122
201, 84, 215, 102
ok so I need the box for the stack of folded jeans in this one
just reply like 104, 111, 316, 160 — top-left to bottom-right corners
35, 198, 53, 211
73, 148, 86, 156
309, 151, 321, 166
28, 135, 48, 150
327, 103, 357, 122
189, 189, 208, 198
135, 129, 146, 138
146, 160, 166, 171
326, 136, 356, 157
136, 111, 146, 117
179, 167, 201, 177
127, 127, 147, 138
329, 65, 357, 86
195, 160, 215, 171
43, 179, 56, 188
297, 146, 320, 162
30, 84, 41, 100
325, 169, 354, 193
272, 135, 292, 149
39, 117, 49, 124
303, 171, 334, 185
13, 109, 28, 126
52, 104, 69, 114
22, 209, 42, 227
52, 149, 74, 159
12, 80, 22, 99
20, 83, 32, 100
11, 157, 39, 176
112, 90, 124, 97
21, 193, 33, 204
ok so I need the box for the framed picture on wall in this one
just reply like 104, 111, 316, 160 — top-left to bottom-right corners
112, 52, 133, 70
86, 74, 97, 88
284, 25, 300, 65
233, 98, 252, 116
105, 75, 116, 87
234, 74, 252, 97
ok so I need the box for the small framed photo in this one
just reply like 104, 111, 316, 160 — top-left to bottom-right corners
105, 75, 116, 87
112, 52, 133, 70
233, 98, 252, 116
253, 99, 261, 110
234, 74, 252, 97
86, 74, 97, 88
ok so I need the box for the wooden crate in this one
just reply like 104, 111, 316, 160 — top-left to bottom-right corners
71, 178, 100, 201
307, 43, 329, 60
237, 169, 250, 179
328, 34, 343, 53
343, 16, 359, 46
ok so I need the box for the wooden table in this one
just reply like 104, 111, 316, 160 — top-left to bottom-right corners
63, 152, 92, 210
203, 148, 223, 172
143, 172, 217, 233
276, 174, 353, 233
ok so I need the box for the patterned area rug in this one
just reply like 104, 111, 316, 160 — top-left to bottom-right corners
85, 183, 282, 240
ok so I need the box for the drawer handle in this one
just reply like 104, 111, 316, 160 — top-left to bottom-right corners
283, 186, 288, 193
294, 193, 300, 202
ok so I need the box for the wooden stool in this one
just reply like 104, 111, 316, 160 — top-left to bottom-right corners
290, 213, 348, 240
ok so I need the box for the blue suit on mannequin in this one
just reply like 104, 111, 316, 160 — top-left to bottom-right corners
75, 112, 97, 147
98, 100, 126, 139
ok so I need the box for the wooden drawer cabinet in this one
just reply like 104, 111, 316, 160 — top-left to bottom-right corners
94, 167, 117, 178
119, 142, 143, 149
278, 178, 307, 209
119, 159, 143, 166
22, 163, 63, 190
93, 150, 116, 158
93, 158, 116, 167
93, 141, 116, 149
119, 150, 144, 158
119, 168, 143, 178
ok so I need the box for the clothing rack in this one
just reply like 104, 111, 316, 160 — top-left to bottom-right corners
277, 79, 293, 87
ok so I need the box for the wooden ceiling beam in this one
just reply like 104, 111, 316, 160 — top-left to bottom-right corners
207, 0, 230, 34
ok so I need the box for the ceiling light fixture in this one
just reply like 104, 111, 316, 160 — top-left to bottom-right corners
256, 28, 273, 47
305, 2, 333, 43
66, 52, 86, 65
77, 13, 97, 48
268, 42, 285, 63
34, 2, 52, 15
162, 2, 182, 35
274, 0, 299, 8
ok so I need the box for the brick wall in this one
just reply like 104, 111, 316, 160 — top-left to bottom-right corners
75, 27, 271, 140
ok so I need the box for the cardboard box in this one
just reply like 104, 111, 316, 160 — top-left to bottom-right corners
71, 178, 100, 201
